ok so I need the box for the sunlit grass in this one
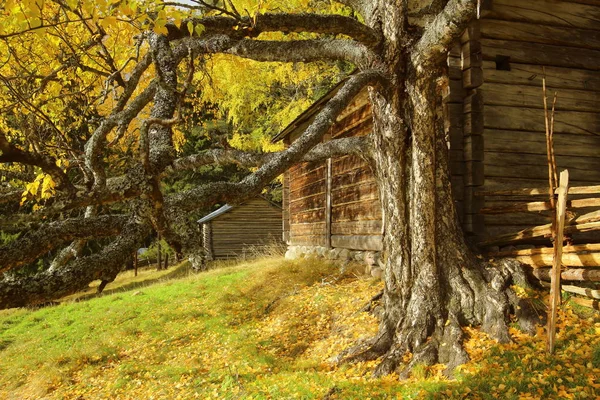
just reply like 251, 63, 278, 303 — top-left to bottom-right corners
0, 256, 599, 399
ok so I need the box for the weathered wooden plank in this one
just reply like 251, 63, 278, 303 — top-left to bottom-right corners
483, 106, 600, 135
464, 161, 484, 186
484, 0, 600, 29
481, 19, 600, 51
289, 161, 325, 179
484, 213, 551, 226
290, 222, 326, 236
514, 250, 600, 268
289, 234, 328, 247
571, 297, 600, 310
332, 201, 382, 222
289, 166, 326, 189
481, 38, 600, 70
332, 154, 370, 175
289, 193, 326, 214
331, 235, 383, 251
291, 208, 326, 224
444, 79, 466, 103
491, 243, 600, 257
331, 181, 379, 205
532, 268, 600, 282
481, 61, 600, 91
332, 220, 382, 235
463, 67, 483, 89
464, 135, 484, 162
483, 130, 600, 158
548, 170, 568, 354
331, 167, 376, 188
480, 83, 600, 113
290, 180, 326, 199
485, 152, 600, 182
481, 198, 600, 214
331, 115, 373, 140
562, 285, 600, 299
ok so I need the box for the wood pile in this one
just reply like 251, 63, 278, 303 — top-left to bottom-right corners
479, 179, 600, 313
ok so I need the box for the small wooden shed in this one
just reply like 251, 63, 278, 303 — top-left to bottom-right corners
275, 0, 600, 256
198, 198, 283, 260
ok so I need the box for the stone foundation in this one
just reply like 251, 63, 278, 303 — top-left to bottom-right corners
285, 245, 384, 278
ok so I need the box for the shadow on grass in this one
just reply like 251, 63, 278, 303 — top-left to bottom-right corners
73, 262, 194, 302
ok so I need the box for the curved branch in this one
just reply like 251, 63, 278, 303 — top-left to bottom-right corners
225, 38, 375, 67
413, 0, 477, 65
0, 219, 150, 309
166, 13, 380, 47
0, 215, 129, 273
169, 136, 370, 172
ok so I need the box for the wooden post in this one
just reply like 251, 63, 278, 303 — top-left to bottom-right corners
548, 169, 569, 354
157, 233, 162, 271
325, 157, 332, 248
134, 251, 138, 277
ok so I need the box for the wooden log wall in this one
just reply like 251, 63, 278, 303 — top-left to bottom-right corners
464, 0, 600, 241
210, 199, 283, 259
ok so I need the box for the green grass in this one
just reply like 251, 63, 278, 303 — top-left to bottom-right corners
0, 257, 599, 399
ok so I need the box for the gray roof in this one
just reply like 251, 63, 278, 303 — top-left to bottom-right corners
197, 204, 233, 224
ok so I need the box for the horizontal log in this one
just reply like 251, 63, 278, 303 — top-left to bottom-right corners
491, 243, 600, 257
483, 130, 600, 158
532, 268, 600, 282
562, 285, 600, 300
290, 222, 326, 236
484, 213, 551, 226
332, 154, 370, 175
289, 234, 328, 247
331, 234, 383, 251
481, 19, 600, 51
332, 201, 382, 222
570, 297, 600, 310
480, 82, 600, 113
483, 106, 600, 136
331, 220, 382, 235
481, 38, 600, 71
290, 180, 326, 199
331, 181, 378, 205
485, 0, 600, 29
481, 61, 600, 91
481, 198, 600, 214
291, 208, 326, 224
511, 252, 600, 268
331, 166, 376, 188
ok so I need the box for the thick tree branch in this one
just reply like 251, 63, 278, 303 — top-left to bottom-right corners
169, 136, 370, 172
225, 38, 375, 67
412, 0, 477, 65
166, 13, 380, 47
0, 215, 129, 273
0, 218, 150, 309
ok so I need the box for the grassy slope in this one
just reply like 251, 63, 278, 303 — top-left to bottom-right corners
0, 257, 599, 400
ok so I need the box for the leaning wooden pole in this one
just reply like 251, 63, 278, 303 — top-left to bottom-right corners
547, 169, 569, 354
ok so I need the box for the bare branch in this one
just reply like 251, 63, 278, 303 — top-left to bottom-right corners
412, 0, 477, 65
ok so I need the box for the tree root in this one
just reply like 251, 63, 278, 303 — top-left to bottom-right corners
336, 257, 546, 379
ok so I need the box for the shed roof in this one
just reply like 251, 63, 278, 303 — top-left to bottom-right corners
197, 204, 233, 224
197, 198, 282, 224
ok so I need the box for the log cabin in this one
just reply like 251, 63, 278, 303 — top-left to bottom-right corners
198, 198, 283, 260
274, 0, 600, 262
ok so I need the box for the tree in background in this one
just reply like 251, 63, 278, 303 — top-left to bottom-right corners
0, 0, 538, 375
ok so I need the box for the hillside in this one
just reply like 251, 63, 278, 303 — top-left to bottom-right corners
0, 257, 599, 399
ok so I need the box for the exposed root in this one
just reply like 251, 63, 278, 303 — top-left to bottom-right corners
337, 258, 546, 379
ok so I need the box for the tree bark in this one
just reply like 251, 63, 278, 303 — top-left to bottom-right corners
338, 0, 539, 377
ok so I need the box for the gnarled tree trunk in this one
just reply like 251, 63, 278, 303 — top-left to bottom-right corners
339, 0, 541, 376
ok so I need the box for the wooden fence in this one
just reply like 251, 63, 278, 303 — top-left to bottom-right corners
477, 172, 600, 313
